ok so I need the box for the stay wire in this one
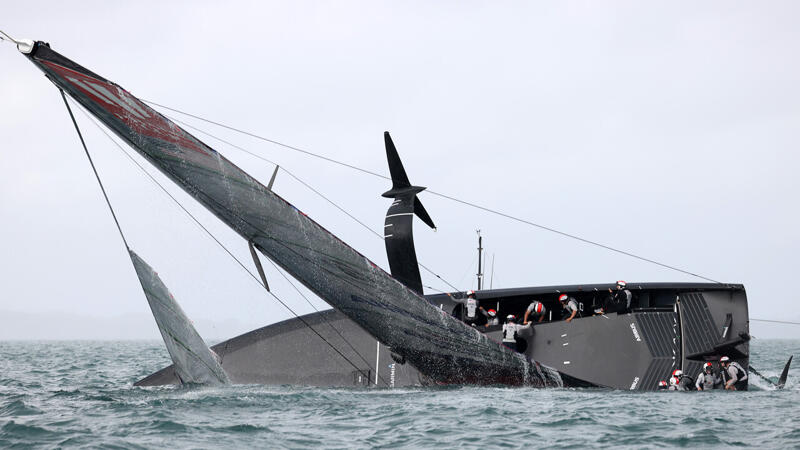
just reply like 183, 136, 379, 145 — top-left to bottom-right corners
164, 113, 461, 293
60, 90, 130, 251
71, 100, 384, 386
751, 318, 800, 326
142, 100, 722, 285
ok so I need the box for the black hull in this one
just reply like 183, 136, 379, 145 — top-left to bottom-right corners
138, 282, 748, 390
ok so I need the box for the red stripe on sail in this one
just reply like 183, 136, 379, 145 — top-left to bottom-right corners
41, 60, 209, 157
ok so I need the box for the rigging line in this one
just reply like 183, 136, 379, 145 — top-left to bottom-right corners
143, 99, 389, 180
425, 191, 722, 284
73, 104, 380, 386
751, 318, 800, 326
60, 90, 130, 251
143, 100, 722, 285
262, 254, 391, 387
163, 112, 462, 293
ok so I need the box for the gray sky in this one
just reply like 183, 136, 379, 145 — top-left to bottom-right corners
1, 1, 799, 339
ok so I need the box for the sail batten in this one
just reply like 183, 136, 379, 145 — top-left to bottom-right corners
26, 41, 560, 386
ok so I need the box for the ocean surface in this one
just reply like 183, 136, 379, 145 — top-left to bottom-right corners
1, 339, 798, 449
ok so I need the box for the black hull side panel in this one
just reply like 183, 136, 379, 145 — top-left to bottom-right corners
679, 290, 749, 389
135, 310, 424, 387
523, 311, 679, 390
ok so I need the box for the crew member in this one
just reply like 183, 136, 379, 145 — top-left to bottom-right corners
482, 308, 499, 327
523, 300, 547, 324
502, 315, 520, 351
603, 280, 633, 314
720, 356, 748, 390
668, 370, 693, 391
559, 294, 579, 322
695, 362, 720, 391
463, 291, 479, 326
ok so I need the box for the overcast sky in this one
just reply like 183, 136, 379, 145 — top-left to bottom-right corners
1, 1, 799, 339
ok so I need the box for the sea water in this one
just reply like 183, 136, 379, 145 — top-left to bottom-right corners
1, 339, 798, 448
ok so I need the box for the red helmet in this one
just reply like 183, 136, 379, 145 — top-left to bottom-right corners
673, 369, 683, 378
704, 362, 713, 372
559, 294, 569, 302
466, 290, 475, 297
658, 380, 668, 387
487, 309, 497, 317
532, 301, 544, 314
616, 280, 627, 288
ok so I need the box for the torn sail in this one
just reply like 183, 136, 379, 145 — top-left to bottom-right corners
25, 42, 560, 386
129, 250, 229, 385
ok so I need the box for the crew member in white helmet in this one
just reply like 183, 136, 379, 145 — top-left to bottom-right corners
720, 356, 748, 390
502, 315, 521, 351
523, 300, 547, 324
559, 294, 579, 322
695, 362, 720, 390
463, 290, 479, 326
603, 280, 632, 314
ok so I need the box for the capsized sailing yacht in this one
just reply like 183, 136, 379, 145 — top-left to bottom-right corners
6, 34, 771, 390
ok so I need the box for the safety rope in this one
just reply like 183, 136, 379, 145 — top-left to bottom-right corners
143, 99, 723, 285
69, 97, 386, 386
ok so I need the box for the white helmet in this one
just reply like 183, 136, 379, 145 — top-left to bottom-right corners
506, 314, 516, 322
673, 369, 683, 378
669, 377, 679, 386
720, 356, 731, 364
466, 290, 475, 297
532, 301, 544, 314
616, 280, 627, 288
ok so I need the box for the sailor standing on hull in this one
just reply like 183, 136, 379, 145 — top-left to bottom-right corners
559, 294, 580, 323
720, 356, 748, 390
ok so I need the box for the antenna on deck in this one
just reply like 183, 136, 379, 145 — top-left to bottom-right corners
476, 230, 483, 290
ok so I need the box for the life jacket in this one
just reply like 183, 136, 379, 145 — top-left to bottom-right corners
502, 323, 518, 342
730, 362, 747, 381
465, 298, 478, 319
696, 371, 716, 390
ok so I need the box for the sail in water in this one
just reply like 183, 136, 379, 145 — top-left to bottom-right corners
129, 250, 230, 385
21, 41, 560, 386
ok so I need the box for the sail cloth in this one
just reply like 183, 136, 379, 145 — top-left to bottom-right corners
25, 42, 561, 386
129, 250, 230, 385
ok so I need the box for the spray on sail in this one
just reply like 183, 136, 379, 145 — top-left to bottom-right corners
129, 250, 229, 385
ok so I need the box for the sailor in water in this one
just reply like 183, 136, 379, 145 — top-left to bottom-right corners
523, 300, 547, 324
720, 356, 748, 390
559, 294, 580, 322
695, 362, 721, 390
669, 370, 694, 391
